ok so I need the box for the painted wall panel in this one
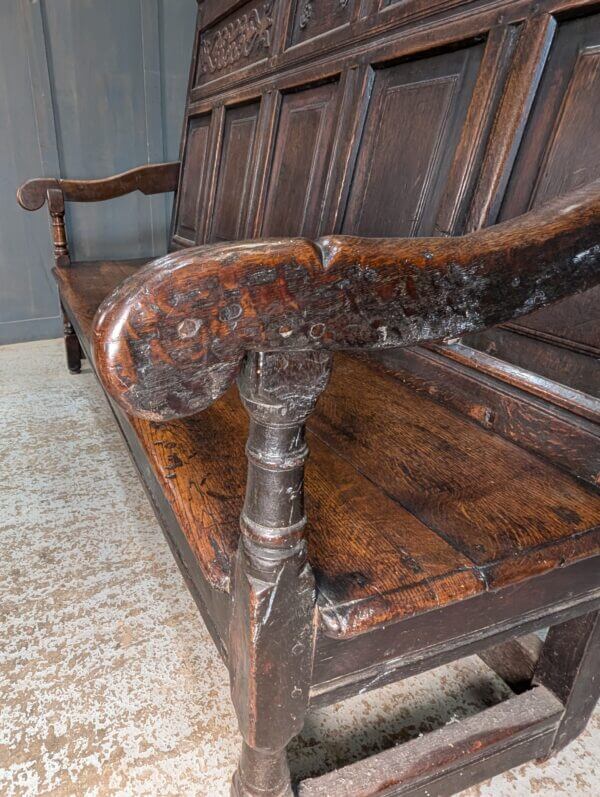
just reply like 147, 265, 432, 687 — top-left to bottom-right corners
0, 0, 58, 343
0, 0, 197, 345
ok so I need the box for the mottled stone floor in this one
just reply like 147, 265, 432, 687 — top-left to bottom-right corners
1, 338, 598, 796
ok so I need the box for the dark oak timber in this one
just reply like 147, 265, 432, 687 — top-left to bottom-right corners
61, 301, 82, 374
298, 688, 564, 797
42, 265, 600, 640
47, 188, 70, 267
93, 180, 600, 421
479, 634, 543, 694
17, 1, 600, 795
17, 161, 181, 211
230, 351, 331, 797
535, 610, 600, 755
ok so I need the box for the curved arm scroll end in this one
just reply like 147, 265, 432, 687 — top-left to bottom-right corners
91, 259, 246, 421
17, 179, 55, 211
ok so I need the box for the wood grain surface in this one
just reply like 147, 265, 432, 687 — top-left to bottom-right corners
92, 179, 600, 421
53, 259, 600, 641
17, 162, 180, 211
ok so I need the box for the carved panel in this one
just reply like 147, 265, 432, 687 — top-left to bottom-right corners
195, 0, 275, 87
343, 45, 484, 237
289, 0, 355, 48
261, 81, 340, 238
208, 101, 261, 243
176, 113, 211, 242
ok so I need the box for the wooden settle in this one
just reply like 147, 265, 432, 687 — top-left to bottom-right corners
18, 1, 600, 795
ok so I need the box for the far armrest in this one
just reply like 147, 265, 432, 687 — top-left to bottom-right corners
92, 179, 600, 422
17, 161, 181, 211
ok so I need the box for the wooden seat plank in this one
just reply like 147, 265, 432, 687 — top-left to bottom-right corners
305, 434, 484, 636
54, 260, 147, 338
310, 355, 600, 593
54, 261, 600, 640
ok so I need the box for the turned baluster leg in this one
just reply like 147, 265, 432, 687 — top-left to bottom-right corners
47, 188, 82, 373
47, 188, 70, 267
229, 351, 332, 797
534, 610, 600, 756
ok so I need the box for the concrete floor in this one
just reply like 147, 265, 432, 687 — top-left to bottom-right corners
1, 338, 598, 796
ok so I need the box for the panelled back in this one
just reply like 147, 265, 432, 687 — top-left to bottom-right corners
502, 13, 600, 367
171, 0, 495, 249
171, 0, 599, 401
464, 9, 600, 397
261, 80, 340, 238
209, 101, 262, 242
175, 114, 211, 242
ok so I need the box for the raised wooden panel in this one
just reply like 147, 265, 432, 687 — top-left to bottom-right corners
288, 0, 355, 48
194, 0, 276, 88
208, 101, 261, 242
464, 14, 600, 394
342, 45, 484, 237
499, 16, 600, 354
261, 81, 340, 238
502, 18, 600, 219
531, 49, 600, 208
176, 113, 211, 242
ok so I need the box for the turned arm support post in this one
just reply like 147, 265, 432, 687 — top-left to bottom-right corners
46, 188, 70, 268
230, 351, 332, 796
237, 351, 332, 555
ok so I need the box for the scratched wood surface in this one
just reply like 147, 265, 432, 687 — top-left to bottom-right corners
92, 180, 600, 422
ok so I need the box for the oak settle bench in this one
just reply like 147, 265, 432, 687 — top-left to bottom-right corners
18, 1, 600, 794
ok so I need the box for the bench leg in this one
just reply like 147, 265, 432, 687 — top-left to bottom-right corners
535, 609, 600, 755
232, 743, 292, 797
229, 535, 314, 797
229, 352, 332, 797
61, 304, 82, 374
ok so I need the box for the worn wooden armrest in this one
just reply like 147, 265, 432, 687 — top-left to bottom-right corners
92, 179, 600, 421
17, 161, 181, 211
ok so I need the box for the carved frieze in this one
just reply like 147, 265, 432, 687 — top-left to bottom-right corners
198, 1, 274, 80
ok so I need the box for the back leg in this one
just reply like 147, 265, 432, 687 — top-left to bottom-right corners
61, 303, 82, 374
535, 610, 600, 755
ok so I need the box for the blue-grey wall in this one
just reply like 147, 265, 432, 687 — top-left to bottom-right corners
0, 0, 197, 345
